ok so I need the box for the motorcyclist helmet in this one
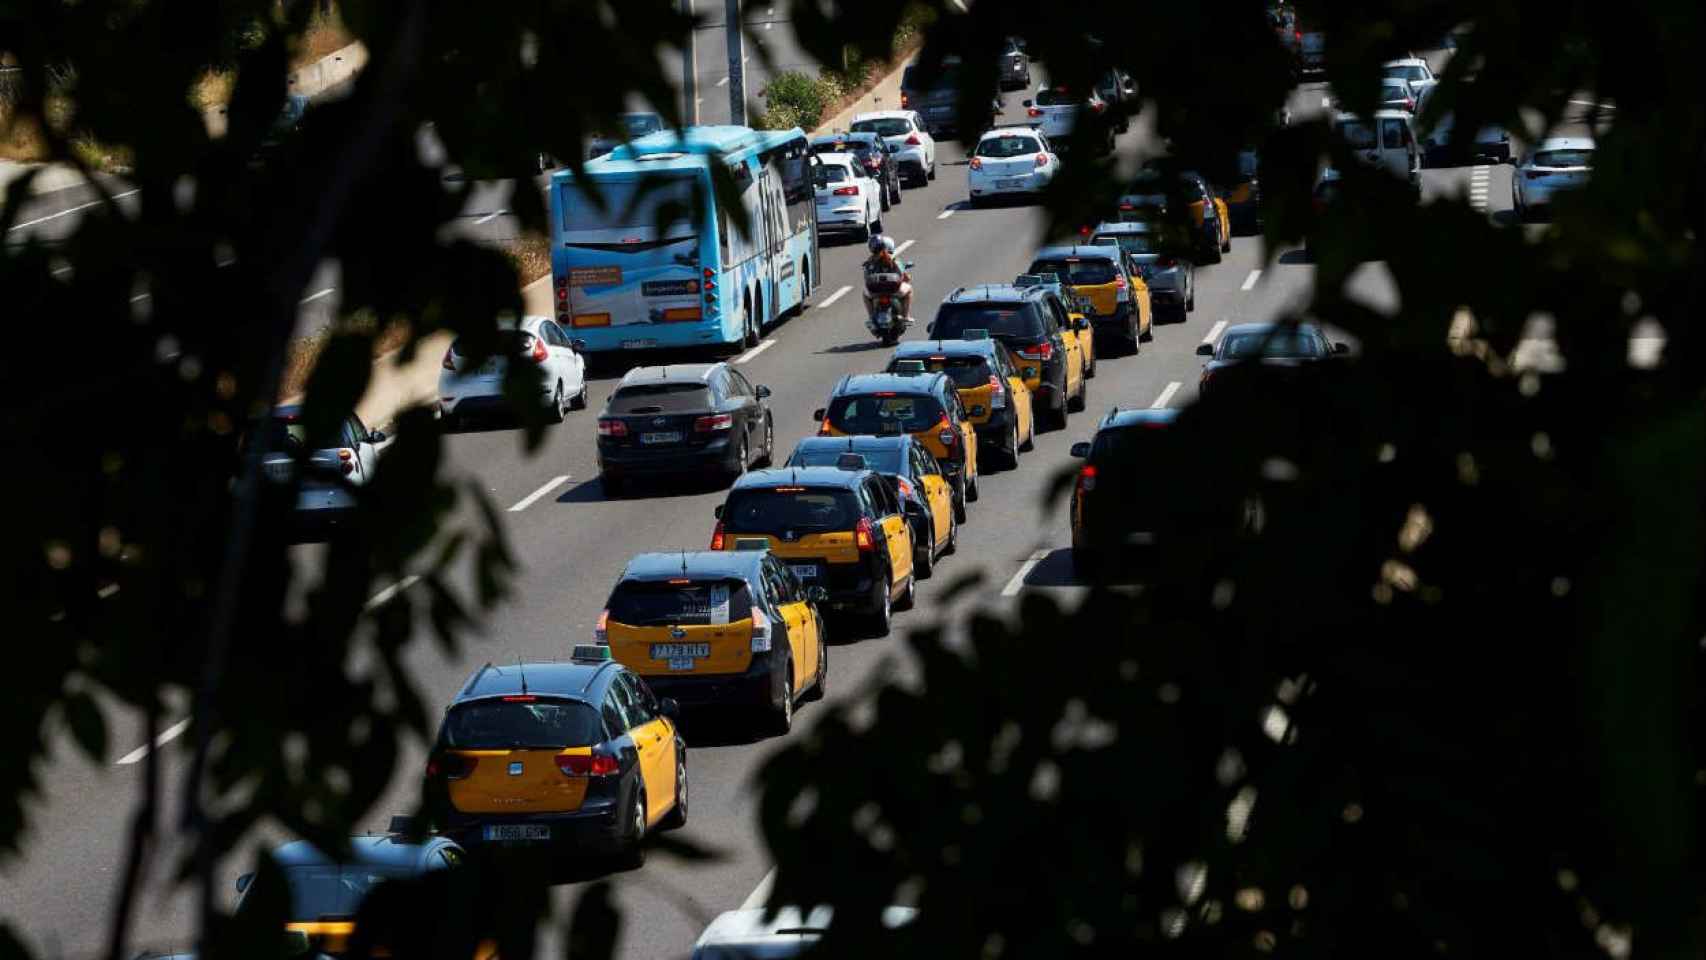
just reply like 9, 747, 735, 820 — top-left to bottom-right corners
867, 233, 886, 254
881, 236, 897, 255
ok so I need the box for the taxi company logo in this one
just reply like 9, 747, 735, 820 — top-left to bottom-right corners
669, 627, 687, 639
508, 761, 524, 776
782, 529, 798, 542
653, 417, 669, 425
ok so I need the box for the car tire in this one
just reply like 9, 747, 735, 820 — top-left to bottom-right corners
927, 156, 936, 180
1201, 243, 1222, 265
754, 416, 775, 467
659, 754, 688, 830
999, 419, 1021, 469
880, 188, 891, 212
966, 469, 980, 503
1222, 234, 1232, 254
569, 382, 589, 410
891, 179, 903, 204
952, 477, 968, 524
743, 298, 761, 348
617, 786, 647, 870
769, 662, 794, 735
913, 520, 935, 579
547, 383, 566, 423
802, 633, 828, 703
1069, 376, 1088, 413
1186, 277, 1196, 312
868, 575, 893, 636
856, 218, 871, 242
941, 508, 958, 555
1139, 320, 1154, 343
895, 573, 916, 611
729, 435, 749, 481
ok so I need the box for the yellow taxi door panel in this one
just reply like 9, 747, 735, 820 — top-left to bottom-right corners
447, 747, 591, 815
883, 515, 912, 584
635, 717, 674, 824
780, 601, 816, 689
928, 476, 953, 543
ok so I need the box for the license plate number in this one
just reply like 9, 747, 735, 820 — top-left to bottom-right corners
788, 563, 820, 580
650, 643, 711, 659
265, 462, 294, 483
483, 824, 550, 842
997, 178, 1024, 188
641, 432, 682, 444
621, 339, 658, 349
668, 658, 695, 671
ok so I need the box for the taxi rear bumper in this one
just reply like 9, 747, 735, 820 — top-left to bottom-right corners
640, 656, 776, 710
443, 797, 626, 855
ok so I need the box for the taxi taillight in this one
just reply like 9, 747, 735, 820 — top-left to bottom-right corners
427, 753, 478, 781
594, 609, 608, 644
710, 521, 726, 550
750, 607, 772, 653
1077, 463, 1098, 494
988, 374, 1007, 408
557, 754, 619, 777
854, 517, 876, 553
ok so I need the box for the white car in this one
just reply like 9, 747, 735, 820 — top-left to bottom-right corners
692, 906, 916, 959
1332, 110, 1421, 195
967, 126, 1058, 203
1513, 137, 1594, 220
1383, 57, 1435, 87
850, 110, 936, 186
260, 406, 387, 541
438, 314, 587, 425
1022, 86, 1112, 153
812, 152, 884, 239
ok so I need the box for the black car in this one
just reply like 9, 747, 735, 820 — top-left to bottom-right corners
999, 37, 1033, 91
1123, 166, 1228, 264
596, 362, 774, 495
810, 130, 903, 208
785, 434, 958, 577
1068, 407, 1180, 577
900, 56, 998, 137
1195, 322, 1348, 398
930, 284, 1076, 427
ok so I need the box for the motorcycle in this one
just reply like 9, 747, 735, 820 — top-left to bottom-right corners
864, 260, 915, 346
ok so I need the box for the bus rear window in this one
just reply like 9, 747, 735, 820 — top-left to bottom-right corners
442, 699, 604, 749
560, 176, 700, 232
608, 580, 752, 626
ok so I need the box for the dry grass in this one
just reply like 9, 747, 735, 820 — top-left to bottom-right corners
0, 106, 48, 162
503, 233, 552, 286
296, 10, 355, 67
278, 318, 413, 402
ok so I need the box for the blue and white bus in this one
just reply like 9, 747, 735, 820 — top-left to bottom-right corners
549, 125, 819, 355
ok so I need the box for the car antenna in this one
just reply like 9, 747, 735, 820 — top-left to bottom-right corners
517, 657, 528, 696
681, 550, 689, 576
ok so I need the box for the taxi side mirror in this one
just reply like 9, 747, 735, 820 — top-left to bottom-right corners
658, 697, 681, 720
812, 408, 826, 421
1069, 442, 1091, 458
756, 384, 773, 399
805, 585, 830, 603
969, 404, 987, 417
714, 504, 724, 519
235, 872, 254, 894
1332, 342, 1350, 355
1073, 317, 1090, 331
1195, 342, 1215, 356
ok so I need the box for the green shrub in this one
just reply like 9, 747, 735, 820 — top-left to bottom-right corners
762, 70, 827, 130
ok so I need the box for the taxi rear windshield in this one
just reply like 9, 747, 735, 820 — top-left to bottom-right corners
1029, 258, 1118, 285
932, 303, 1044, 341
788, 446, 905, 474
907, 356, 993, 388
608, 579, 752, 626
279, 865, 412, 921
723, 488, 864, 535
828, 393, 944, 434
442, 698, 604, 749
608, 383, 711, 414
1093, 234, 1158, 256
1533, 149, 1593, 168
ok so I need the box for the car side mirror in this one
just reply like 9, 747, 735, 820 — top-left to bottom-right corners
1022, 100, 1034, 108
755, 384, 772, 399
1074, 317, 1090, 331
368, 430, 386, 444
714, 504, 724, 519
1195, 342, 1215, 356
659, 697, 681, 720
969, 404, 987, 417
235, 872, 254, 894
806, 585, 829, 603
1069, 442, 1091, 458
1333, 342, 1350, 355
812, 407, 826, 422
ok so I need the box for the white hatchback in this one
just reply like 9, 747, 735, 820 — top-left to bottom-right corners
438, 315, 587, 425
1023, 86, 1112, 152
967, 126, 1058, 203
849, 110, 937, 186
812, 152, 884, 240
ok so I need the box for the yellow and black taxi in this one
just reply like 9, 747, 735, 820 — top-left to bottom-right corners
785, 434, 958, 576
1068, 406, 1180, 579
885, 339, 1035, 469
597, 550, 827, 735
1217, 149, 1262, 235
425, 648, 686, 868
1012, 271, 1098, 377
1026, 245, 1151, 354
928, 284, 1088, 429
712, 465, 915, 634
813, 371, 980, 514
1119, 167, 1231, 264
236, 827, 470, 956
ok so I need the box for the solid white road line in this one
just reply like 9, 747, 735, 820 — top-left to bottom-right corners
7, 188, 140, 233
509, 475, 571, 513
1240, 270, 1261, 291
893, 239, 915, 255
1151, 381, 1181, 409
364, 574, 422, 611
115, 718, 191, 766
473, 208, 508, 225
816, 284, 853, 309
1203, 319, 1228, 345
741, 869, 777, 910
735, 337, 777, 364
1001, 549, 1049, 598
299, 288, 335, 305
937, 207, 956, 220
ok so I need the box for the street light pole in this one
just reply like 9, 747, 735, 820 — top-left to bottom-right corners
725, 0, 746, 125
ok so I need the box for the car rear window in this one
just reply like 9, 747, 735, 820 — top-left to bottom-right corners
607, 579, 752, 626
1533, 149, 1593, 168
1035, 89, 1082, 107
814, 163, 852, 186
787, 445, 905, 474
442, 698, 605, 749
1029, 258, 1118, 285
278, 865, 413, 921
723, 488, 864, 535
1090, 423, 1175, 477
1384, 65, 1428, 82
608, 383, 710, 414
852, 118, 911, 137
975, 136, 1041, 158
1220, 330, 1328, 360
1334, 121, 1378, 150
902, 65, 962, 93
901, 355, 993, 389
828, 393, 944, 434
933, 302, 1045, 341
451, 330, 534, 357
1092, 233, 1158, 256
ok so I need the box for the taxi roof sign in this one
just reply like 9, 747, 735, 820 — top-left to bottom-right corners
963, 328, 991, 340
570, 644, 613, 662
734, 537, 771, 551
892, 359, 927, 375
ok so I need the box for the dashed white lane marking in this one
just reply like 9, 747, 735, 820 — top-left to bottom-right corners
716, 76, 730, 87
8, 189, 141, 233
1202, 319, 1228, 345
1240, 269, 1261, 291
816, 284, 853, 309
735, 337, 776, 364
365, 574, 422, 611
1568, 99, 1615, 110
115, 718, 191, 766
936, 207, 957, 220
1320, 97, 1331, 108
893, 239, 915, 255
948, 0, 968, 10
129, 293, 150, 303
97, 583, 121, 599
741, 869, 776, 910
299, 288, 335, 305
1151, 381, 1181, 409
473, 208, 508, 225
509, 475, 571, 513
51, 265, 72, 277
1001, 549, 1050, 598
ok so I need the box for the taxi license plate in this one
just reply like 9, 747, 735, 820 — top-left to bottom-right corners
997, 178, 1025, 188
668, 658, 695, 671
483, 824, 550, 842
650, 642, 711, 660
788, 563, 820, 580
264, 462, 294, 483
621, 339, 658, 349
641, 432, 682, 444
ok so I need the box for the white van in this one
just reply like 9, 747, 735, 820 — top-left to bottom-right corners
1332, 110, 1421, 196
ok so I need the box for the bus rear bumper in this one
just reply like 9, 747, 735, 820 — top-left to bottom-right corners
567, 321, 739, 353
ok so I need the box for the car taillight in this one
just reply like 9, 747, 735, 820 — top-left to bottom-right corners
989, 375, 1007, 408
1118, 201, 1135, 211
896, 477, 913, 498
594, 609, 608, 644
1018, 341, 1055, 361
528, 334, 548, 363
710, 521, 726, 550
833, 185, 860, 196
1027, 107, 1043, 118
936, 413, 956, 448
750, 606, 772, 652
597, 418, 629, 437
855, 517, 876, 552
1077, 464, 1097, 494
442, 347, 456, 371
969, 157, 982, 170
900, 93, 910, 108
1113, 274, 1127, 289
338, 448, 354, 475
557, 753, 620, 777
1091, 100, 1107, 113
694, 413, 734, 432
1294, 29, 1302, 42
1035, 153, 1049, 167
905, 134, 921, 146
1526, 170, 1545, 179
427, 753, 478, 781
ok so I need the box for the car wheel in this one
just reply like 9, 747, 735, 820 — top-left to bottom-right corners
856, 217, 871, 242
768, 662, 794, 735
1139, 319, 1153, 343
743, 298, 761, 348
927, 156, 936, 180
1222, 233, 1232, 254
659, 755, 688, 830
868, 575, 893, 636
966, 468, 980, 502
952, 478, 968, 524
1186, 276, 1196, 312
730, 435, 749, 480
617, 786, 647, 870
872, 216, 884, 235
880, 188, 891, 212
1069, 376, 1088, 413
913, 520, 935, 579
547, 382, 566, 423
941, 507, 958, 555
1201, 242, 1222, 265
1000, 419, 1021, 469
754, 416, 775, 467
891, 178, 903, 204
895, 573, 916, 611
569, 381, 588, 410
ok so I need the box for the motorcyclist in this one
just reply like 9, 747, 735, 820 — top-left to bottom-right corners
862, 233, 913, 323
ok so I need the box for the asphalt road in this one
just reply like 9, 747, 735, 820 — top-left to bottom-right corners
3, 73, 1631, 960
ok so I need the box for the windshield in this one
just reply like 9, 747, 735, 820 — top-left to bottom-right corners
1093, 233, 1158, 256
1029, 258, 1118, 285
1090, 423, 1175, 478
559, 175, 700, 233
813, 164, 853, 186
1384, 65, 1428, 83
607, 579, 752, 626
975, 136, 1041, 158
281, 865, 413, 921
1220, 330, 1329, 360
787, 445, 904, 474
1035, 89, 1081, 107
622, 114, 663, 136
1335, 121, 1378, 149
608, 383, 710, 414
827, 394, 943, 434
852, 118, 911, 137
442, 698, 604, 749
723, 488, 864, 535
933, 303, 1044, 341
1533, 149, 1593, 168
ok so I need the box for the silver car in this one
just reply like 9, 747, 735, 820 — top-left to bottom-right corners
1022, 86, 1112, 153
260, 406, 387, 542
1089, 221, 1195, 320
1512, 137, 1593, 220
